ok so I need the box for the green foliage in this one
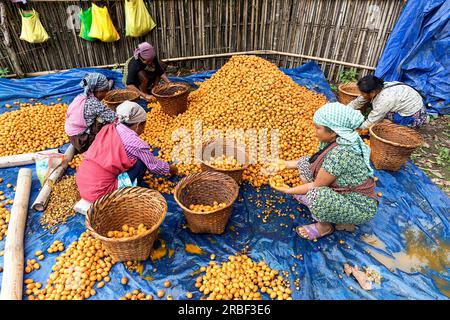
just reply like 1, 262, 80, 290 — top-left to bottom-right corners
330, 84, 337, 91
338, 68, 358, 84
436, 147, 450, 167
0, 68, 9, 78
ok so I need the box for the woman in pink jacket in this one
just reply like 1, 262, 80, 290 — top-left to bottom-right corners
76, 101, 177, 202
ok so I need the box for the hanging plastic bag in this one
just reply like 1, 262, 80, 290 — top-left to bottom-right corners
35, 153, 65, 187
88, 3, 120, 42
125, 0, 156, 37
79, 7, 96, 41
19, 9, 50, 44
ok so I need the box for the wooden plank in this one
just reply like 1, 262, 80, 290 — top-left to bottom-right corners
0, 168, 32, 300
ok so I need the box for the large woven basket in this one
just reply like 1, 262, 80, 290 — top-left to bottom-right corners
103, 89, 140, 111
337, 82, 360, 104
369, 122, 423, 171
85, 187, 167, 262
174, 172, 239, 234
151, 82, 190, 116
199, 139, 249, 184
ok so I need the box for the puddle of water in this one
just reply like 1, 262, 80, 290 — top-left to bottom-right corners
363, 229, 450, 274
185, 243, 204, 255
361, 234, 387, 251
432, 275, 450, 297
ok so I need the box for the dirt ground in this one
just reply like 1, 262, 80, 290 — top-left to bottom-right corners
411, 115, 450, 196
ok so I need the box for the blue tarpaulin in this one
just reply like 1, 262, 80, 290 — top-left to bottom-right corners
0, 62, 449, 300
375, 0, 450, 115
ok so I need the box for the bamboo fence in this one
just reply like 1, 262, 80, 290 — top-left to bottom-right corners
0, 0, 406, 81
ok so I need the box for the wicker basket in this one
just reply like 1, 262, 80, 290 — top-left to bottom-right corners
151, 82, 190, 116
103, 89, 140, 111
85, 187, 167, 262
199, 139, 249, 184
369, 122, 423, 171
337, 82, 360, 104
174, 172, 239, 234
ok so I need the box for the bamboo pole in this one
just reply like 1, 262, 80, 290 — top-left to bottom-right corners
0, 168, 32, 300
4, 49, 376, 79
31, 144, 76, 212
0, 149, 60, 169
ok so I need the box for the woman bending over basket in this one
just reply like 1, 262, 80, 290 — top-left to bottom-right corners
76, 101, 177, 203
65, 73, 116, 153
123, 42, 171, 102
348, 75, 428, 129
273, 102, 378, 241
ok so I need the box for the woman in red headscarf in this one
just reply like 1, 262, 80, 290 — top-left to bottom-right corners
122, 42, 171, 101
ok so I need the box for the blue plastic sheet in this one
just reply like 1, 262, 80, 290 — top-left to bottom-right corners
0, 63, 449, 300
375, 0, 450, 115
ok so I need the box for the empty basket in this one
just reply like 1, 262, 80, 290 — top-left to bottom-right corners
174, 171, 239, 234
337, 82, 360, 105
369, 122, 423, 171
85, 187, 167, 262
151, 82, 189, 116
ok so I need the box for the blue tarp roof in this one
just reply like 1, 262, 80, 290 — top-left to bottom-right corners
0, 62, 449, 300
375, 0, 450, 115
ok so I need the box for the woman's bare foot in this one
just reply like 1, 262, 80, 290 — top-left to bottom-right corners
343, 264, 372, 291
351, 266, 372, 290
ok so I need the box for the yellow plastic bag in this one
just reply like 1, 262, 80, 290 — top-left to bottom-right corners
19, 9, 49, 44
125, 0, 156, 37
88, 3, 120, 42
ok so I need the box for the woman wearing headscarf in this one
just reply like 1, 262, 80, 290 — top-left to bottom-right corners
76, 101, 177, 203
65, 72, 116, 153
122, 42, 170, 101
348, 75, 428, 129
273, 102, 378, 241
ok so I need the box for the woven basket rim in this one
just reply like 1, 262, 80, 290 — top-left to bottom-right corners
85, 187, 167, 243
151, 82, 189, 98
173, 172, 239, 216
103, 89, 140, 104
199, 161, 248, 172
369, 123, 423, 149
199, 138, 250, 171
338, 83, 360, 97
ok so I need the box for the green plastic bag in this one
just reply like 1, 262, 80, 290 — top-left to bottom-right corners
79, 8, 95, 41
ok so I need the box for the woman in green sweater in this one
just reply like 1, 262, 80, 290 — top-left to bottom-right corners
274, 102, 378, 240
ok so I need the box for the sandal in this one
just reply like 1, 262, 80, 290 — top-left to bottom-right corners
295, 223, 334, 241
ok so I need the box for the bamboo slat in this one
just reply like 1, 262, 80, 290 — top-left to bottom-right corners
0, 0, 405, 81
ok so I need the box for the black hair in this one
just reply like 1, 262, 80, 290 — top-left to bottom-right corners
324, 126, 334, 133
357, 75, 384, 94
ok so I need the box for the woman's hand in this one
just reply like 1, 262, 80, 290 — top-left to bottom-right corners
144, 94, 157, 103
272, 185, 290, 193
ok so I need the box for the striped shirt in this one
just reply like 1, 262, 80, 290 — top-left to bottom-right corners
116, 123, 170, 176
